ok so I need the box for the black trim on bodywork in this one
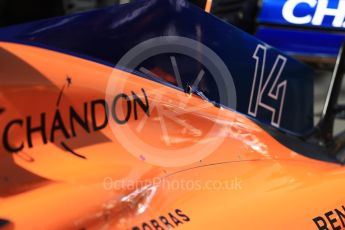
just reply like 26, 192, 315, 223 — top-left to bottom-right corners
0, 219, 14, 229
260, 122, 339, 164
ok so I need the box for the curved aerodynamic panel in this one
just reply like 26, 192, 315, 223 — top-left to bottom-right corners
0, 0, 314, 135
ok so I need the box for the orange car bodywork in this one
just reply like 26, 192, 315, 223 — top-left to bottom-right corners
0, 41, 345, 230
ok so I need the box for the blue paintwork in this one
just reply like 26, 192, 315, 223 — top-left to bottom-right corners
256, 26, 343, 57
0, 0, 314, 135
257, 0, 345, 58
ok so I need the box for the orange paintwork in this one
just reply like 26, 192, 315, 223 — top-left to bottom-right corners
0, 42, 344, 230
204, 0, 213, 13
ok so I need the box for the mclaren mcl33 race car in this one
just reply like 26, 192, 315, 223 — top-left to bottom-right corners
1, 0, 345, 229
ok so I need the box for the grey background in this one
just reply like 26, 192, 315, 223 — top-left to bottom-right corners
315, 69, 345, 135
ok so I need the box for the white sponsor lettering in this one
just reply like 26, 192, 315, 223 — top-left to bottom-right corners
282, 0, 345, 28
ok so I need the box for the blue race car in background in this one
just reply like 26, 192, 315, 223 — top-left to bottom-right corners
205, 0, 345, 65
257, 0, 345, 64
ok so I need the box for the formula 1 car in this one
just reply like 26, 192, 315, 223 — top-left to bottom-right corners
1, 0, 345, 229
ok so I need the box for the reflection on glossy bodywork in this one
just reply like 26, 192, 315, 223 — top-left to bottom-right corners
0, 42, 344, 229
